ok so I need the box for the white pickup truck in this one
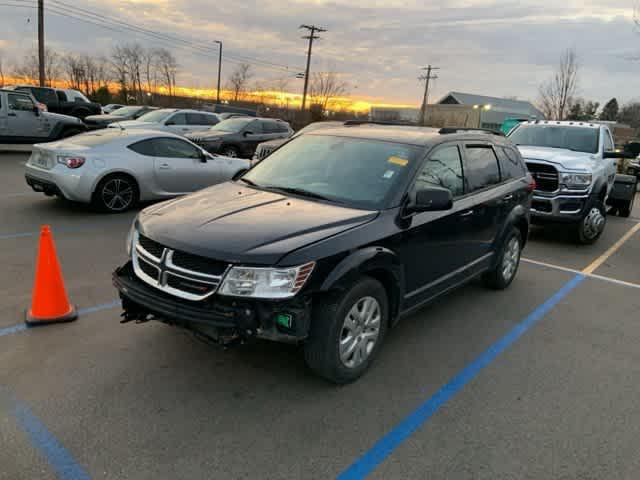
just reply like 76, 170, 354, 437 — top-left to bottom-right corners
508, 121, 634, 244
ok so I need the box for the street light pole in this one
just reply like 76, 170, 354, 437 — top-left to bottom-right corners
214, 40, 222, 105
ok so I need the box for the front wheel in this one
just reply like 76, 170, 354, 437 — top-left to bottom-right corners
304, 277, 388, 384
575, 199, 606, 244
618, 183, 636, 218
482, 228, 522, 290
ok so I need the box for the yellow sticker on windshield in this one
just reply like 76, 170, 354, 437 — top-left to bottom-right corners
388, 156, 409, 167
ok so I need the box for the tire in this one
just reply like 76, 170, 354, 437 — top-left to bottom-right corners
92, 174, 139, 213
222, 146, 239, 158
574, 198, 607, 244
59, 127, 84, 139
618, 183, 636, 218
482, 228, 522, 290
304, 277, 388, 384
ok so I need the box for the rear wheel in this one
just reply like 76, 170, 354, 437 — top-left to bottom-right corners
575, 198, 606, 244
304, 277, 388, 384
92, 174, 139, 213
618, 182, 636, 218
482, 228, 522, 290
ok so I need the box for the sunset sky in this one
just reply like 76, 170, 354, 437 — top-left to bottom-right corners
0, 0, 638, 108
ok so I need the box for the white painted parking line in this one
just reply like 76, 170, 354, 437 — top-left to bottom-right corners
522, 258, 640, 290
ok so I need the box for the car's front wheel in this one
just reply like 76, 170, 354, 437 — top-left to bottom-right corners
304, 277, 388, 384
92, 174, 139, 213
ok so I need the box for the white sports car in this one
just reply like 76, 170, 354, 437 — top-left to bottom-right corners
24, 129, 250, 213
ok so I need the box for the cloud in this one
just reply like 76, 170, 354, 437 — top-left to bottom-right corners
0, 0, 638, 106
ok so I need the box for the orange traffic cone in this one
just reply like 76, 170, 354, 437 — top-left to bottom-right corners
25, 225, 77, 326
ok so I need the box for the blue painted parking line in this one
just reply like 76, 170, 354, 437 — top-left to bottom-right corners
0, 300, 119, 338
337, 273, 586, 480
12, 398, 91, 480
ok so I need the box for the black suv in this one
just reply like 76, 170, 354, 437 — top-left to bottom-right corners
114, 125, 533, 383
186, 116, 293, 158
8, 86, 102, 119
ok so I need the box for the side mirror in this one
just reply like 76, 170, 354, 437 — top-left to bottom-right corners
407, 187, 453, 214
165, 120, 175, 126
199, 150, 209, 163
33, 106, 40, 116
604, 150, 635, 159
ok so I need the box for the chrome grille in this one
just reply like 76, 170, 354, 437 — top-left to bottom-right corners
255, 144, 276, 160
526, 162, 559, 193
132, 231, 230, 301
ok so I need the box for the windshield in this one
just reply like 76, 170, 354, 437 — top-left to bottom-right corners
242, 134, 422, 209
210, 117, 254, 132
111, 106, 142, 117
137, 109, 175, 123
508, 125, 599, 154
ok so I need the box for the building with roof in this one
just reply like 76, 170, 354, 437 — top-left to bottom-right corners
436, 92, 545, 130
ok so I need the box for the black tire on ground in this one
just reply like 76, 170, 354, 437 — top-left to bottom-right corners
222, 146, 240, 158
618, 184, 636, 218
574, 197, 607, 244
482, 227, 522, 290
304, 276, 388, 384
92, 174, 139, 213
59, 128, 84, 139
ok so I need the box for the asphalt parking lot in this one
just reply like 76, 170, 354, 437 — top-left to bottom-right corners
1, 152, 640, 480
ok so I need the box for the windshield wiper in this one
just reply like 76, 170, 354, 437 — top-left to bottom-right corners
263, 186, 339, 203
238, 178, 259, 187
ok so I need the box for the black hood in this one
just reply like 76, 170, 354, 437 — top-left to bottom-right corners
138, 182, 378, 265
84, 113, 134, 124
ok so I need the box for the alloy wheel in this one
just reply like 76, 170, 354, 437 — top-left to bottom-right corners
501, 236, 520, 282
101, 178, 134, 212
339, 296, 381, 369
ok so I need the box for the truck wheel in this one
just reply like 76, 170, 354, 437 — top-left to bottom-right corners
575, 198, 606, 244
482, 228, 522, 290
92, 174, 139, 213
60, 127, 84, 139
304, 277, 388, 384
618, 186, 636, 218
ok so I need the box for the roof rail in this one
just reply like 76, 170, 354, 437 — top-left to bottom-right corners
343, 120, 419, 127
438, 127, 505, 136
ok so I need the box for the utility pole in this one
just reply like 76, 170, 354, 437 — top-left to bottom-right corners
38, 0, 45, 86
419, 65, 439, 126
299, 24, 326, 112
214, 40, 222, 104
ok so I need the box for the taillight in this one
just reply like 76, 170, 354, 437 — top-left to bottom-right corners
57, 156, 85, 169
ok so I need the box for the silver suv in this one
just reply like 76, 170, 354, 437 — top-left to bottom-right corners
0, 88, 85, 144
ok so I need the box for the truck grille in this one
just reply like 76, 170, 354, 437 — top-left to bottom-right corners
526, 162, 558, 192
133, 232, 230, 301
255, 144, 276, 161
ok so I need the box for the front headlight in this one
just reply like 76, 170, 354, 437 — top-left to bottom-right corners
560, 172, 592, 190
125, 219, 137, 257
219, 262, 315, 299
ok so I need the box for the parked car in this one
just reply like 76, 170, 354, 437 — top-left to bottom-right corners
84, 106, 157, 130
102, 104, 125, 114
0, 88, 86, 144
7, 86, 102, 119
508, 121, 633, 242
113, 125, 533, 383
108, 108, 220, 136
24, 129, 250, 213
253, 121, 344, 163
217, 112, 252, 120
187, 117, 293, 158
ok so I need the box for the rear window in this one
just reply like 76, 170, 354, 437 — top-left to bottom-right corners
17, 87, 57, 105
496, 146, 527, 180
464, 145, 501, 191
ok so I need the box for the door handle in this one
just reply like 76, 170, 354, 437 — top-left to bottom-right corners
159, 163, 171, 169
502, 194, 514, 201
8, 113, 16, 117
459, 210, 474, 217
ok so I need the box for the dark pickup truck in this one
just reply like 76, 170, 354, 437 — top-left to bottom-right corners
8, 86, 102, 119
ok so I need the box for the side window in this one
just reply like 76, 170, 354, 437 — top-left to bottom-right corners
603, 130, 614, 152
496, 146, 526, 180
154, 138, 201, 159
167, 113, 187, 125
204, 114, 219, 126
8, 94, 35, 111
128, 139, 157, 157
263, 121, 279, 134
56, 91, 67, 102
277, 123, 290, 133
464, 145, 501, 191
415, 144, 465, 198
245, 120, 262, 134
186, 113, 203, 125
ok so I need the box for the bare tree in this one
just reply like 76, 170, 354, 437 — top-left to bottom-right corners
123, 43, 144, 102
537, 48, 579, 120
309, 71, 348, 111
155, 48, 178, 99
0, 50, 5, 87
111, 44, 130, 102
228, 63, 252, 102
142, 48, 157, 101
63, 52, 85, 91
13, 47, 60, 86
